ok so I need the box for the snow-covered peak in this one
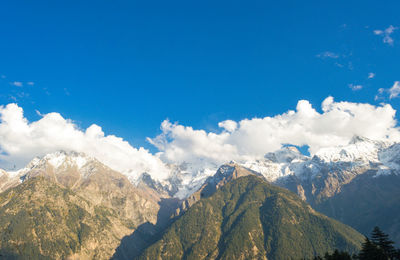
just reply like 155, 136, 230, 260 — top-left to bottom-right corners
215, 164, 236, 178
314, 137, 390, 163
377, 143, 400, 174
240, 146, 308, 182
41, 150, 92, 169
6, 151, 100, 181
264, 146, 307, 163
166, 163, 218, 199
349, 135, 372, 144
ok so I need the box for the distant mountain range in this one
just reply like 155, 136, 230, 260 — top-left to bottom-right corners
0, 135, 399, 258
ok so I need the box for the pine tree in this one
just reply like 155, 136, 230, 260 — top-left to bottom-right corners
371, 226, 396, 259
358, 237, 385, 260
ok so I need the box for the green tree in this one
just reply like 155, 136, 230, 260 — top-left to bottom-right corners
358, 237, 385, 260
371, 226, 396, 259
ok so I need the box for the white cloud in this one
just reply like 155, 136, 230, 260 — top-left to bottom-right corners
149, 97, 400, 170
27, 82, 34, 86
10, 81, 23, 87
389, 81, 400, 99
2, 98, 400, 183
218, 120, 237, 132
368, 72, 375, 79
148, 120, 237, 170
317, 51, 339, 59
349, 84, 363, 91
374, 25, 397, 45
376, 81, 400, 100
0, 104, 169, 180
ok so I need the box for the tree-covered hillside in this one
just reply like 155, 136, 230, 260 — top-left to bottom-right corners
137, 175, 364, 260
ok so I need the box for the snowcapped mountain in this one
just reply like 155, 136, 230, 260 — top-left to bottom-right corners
0, 149, 164, 221
1, 136, 400, 251
0, 151, 100, 190
241, 136, 397, 184
152, 135, 398, 199
313, 135, 390, 164
241, 146, 308, 181
1, 135, 400, 201
157, 135, 400, 200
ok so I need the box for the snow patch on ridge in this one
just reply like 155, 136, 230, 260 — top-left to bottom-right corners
44, 151, 89, 170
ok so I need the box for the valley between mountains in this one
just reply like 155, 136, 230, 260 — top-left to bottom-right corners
0, 136, 399, 259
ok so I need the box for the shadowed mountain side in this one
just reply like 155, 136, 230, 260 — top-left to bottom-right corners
112, 198, 181, 260
314, 171, 400, 246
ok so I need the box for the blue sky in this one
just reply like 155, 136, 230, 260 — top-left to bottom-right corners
1, 0, 400, 151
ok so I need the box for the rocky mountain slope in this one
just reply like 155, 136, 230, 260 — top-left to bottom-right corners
0, 177, 131, 259
137, 174, 364, 259
0, 151, 166, 259
314, 172, 400, 246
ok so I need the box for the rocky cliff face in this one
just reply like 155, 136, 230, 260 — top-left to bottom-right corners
0, 177, 135, 259
0, 151, 166, 259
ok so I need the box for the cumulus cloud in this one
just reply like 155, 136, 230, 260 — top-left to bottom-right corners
148, 120, 237, 170
149, 97, 400, 170
374, 25, 397, 45
368, 72, 375, 79
218, 120, 238, 132
0, 104, 169, 180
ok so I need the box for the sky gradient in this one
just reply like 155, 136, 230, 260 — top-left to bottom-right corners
1, 0, 400, 152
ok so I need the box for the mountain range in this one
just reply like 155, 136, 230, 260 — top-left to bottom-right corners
0, 135, 399, 259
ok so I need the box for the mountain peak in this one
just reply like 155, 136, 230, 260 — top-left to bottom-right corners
264, 146, 306, 163
197, 163, 261, 197
349, 135, 372, 144
11, 150, 103, 177
41, 150, 93, 169
140, 175, 364, 260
